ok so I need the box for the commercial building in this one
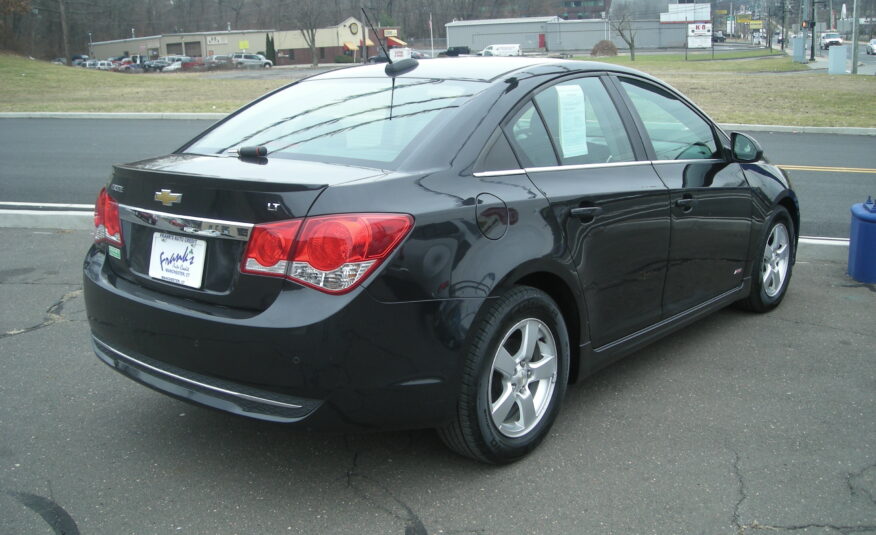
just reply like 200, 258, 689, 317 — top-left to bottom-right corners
445, 15, 689, 54
91, 30, 274, 60
90, 17, 393, 64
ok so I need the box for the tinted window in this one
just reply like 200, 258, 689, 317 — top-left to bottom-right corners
533, 77, 635, 165
187, 78, 486, 165
505, 102, 558, 168
620, 78, 719, 161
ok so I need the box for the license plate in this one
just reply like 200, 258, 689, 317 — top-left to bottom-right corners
148, 233, 207, 289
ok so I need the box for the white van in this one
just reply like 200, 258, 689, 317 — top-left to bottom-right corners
479, 44, 522, 57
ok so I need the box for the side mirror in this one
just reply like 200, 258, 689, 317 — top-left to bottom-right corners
730, 132, 763, 163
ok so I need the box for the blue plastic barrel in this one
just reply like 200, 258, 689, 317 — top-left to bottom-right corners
848, 196, 876, 283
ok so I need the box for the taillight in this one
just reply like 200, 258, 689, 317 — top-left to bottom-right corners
241, 213, 413, 294
241, 220, 302, 277
94, 188, 123, 246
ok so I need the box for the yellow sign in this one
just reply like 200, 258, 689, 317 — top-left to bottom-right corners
749, 20, 763, 29
716, 9, 728, 14
384, 29, 398, 37
736, 15, 751, 23
238, 40, 249, 51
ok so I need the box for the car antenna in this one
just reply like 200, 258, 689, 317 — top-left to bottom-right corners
362, 7, 392, 64
361, 7, 418, 78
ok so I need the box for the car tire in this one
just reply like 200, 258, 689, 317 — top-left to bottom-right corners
438, 286, 569, 464
737, 206, 795, 313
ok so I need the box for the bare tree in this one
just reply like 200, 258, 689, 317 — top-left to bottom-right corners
289, 0, 329, 67
610, 1, 637, 61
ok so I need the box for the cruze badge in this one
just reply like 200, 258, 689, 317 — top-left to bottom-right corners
154, 189, 182, 207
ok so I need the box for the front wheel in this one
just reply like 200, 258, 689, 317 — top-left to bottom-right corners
738, 207, 795, 312
438, 286, 570, 464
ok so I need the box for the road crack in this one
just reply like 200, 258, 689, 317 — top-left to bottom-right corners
341, 434, 428, 535
0, 288, 83, 340
732, 460, 876, 534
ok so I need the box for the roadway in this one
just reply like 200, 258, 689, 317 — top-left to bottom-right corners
1, 118, 874, 238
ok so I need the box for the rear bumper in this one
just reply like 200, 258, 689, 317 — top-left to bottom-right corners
84, 246, 482, 430
92, 336, 322, 423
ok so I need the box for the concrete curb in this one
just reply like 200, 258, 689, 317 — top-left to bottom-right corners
0, 209, 93, 230
721, 123, 876, 136
2, 113, 874, 135
0, 112, 228, 120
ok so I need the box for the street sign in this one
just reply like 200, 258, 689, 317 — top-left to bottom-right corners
688, 23, 712, 49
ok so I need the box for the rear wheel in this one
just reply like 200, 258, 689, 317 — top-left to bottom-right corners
439, 286, 569, 464
738, 207, 794, 312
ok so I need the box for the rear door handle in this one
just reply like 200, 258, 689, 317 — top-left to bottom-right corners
570, 206, 603, 221
675, 197, 698, 210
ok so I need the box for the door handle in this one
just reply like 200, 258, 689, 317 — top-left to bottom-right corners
570, 206, 603, 221
675, 197, 698, 210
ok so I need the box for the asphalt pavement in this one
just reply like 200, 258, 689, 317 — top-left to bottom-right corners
0, 229, 873, 534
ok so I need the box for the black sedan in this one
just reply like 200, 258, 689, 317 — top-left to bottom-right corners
84, 57, 798, 464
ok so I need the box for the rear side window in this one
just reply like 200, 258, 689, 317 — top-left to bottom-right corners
533, 76, 635, 165
505, 102, 558, 168
619, 78, 719, 161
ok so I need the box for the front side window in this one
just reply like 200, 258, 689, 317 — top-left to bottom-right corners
533, 76, 635, 165
620, 78, 719, 161
187, 78, 486, 165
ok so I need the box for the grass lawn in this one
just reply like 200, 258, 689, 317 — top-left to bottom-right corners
0, 53, 287, 113
2, 51, 875, 127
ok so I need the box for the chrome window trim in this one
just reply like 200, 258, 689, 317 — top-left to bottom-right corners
472, 158, 730, 178
650, 158, 725, 165
525, 160, 655, 174
119, 205, 253, 241
473, 169, 526, 178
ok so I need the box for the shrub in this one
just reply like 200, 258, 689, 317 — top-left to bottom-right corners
591, 40, 618, 57
335, 55, 354, 63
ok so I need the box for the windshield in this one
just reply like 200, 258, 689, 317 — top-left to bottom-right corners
187, 77, 487, 166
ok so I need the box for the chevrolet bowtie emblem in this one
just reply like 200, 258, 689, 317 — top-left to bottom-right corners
154, 189, 182, 206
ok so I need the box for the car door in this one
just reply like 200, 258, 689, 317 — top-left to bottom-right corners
504, 74, 671, 348
612, 76, 752, 317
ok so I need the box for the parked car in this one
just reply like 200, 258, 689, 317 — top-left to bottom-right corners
819, 32, 843, 49
162, 61, 182, 72
478, 44, 522, 56
83, 59, 99, 69
367, 51, 390, 63
95, 60, 113, 71
84, 57, 798, 464
182, 57, 205, 71
442, 46, 471, 56
204, 55, 233, 70
230, 52, 273, 68
143, 58, 171, 72
51, 57, 67, 65
866, 39, 876, 55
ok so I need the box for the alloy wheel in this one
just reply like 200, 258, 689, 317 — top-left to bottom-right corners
488, 318, 558, 438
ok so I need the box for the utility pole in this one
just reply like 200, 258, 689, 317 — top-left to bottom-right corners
809, 0, 816, 60
58, 0, 70, 65
851, 0, 860, 73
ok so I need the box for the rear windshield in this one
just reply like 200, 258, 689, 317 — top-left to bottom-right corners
186, 77, 487, 166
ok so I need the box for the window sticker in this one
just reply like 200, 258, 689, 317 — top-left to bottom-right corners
556, 84, 588, 158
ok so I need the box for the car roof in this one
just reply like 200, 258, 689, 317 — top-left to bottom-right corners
313, 57, 652, 84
